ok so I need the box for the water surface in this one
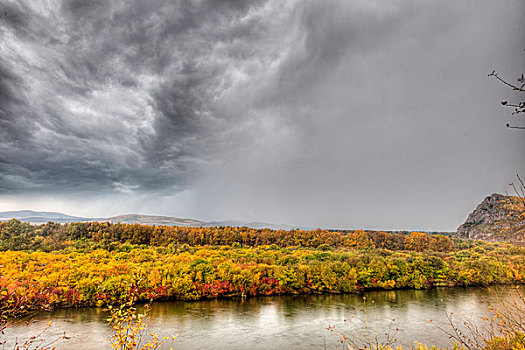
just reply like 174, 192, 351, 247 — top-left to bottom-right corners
4, 287, 507, 349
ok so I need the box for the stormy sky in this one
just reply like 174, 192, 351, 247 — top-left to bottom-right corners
0, 0, 524, 230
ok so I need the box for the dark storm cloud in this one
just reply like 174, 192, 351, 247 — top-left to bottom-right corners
1, 0, 524, 230
0, 0, 272, 194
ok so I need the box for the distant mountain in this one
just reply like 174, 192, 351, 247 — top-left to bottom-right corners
0, 210, 83, 219
0, 210, 90, 223
108, 214, 205, 227
456, 193, 525, 243
0, 210, 302, 229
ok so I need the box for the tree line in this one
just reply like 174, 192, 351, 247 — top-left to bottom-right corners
0, 219, 456, 253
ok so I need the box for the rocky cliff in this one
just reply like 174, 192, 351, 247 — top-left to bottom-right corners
457, 193, 525, 242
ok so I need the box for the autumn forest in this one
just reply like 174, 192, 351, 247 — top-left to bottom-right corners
1, 219, 524, 318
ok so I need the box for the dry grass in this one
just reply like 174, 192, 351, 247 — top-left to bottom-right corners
107, 298, 176, 350
329, 286, 525, 350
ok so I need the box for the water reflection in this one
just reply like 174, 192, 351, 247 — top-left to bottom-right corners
4, 287, 505, 349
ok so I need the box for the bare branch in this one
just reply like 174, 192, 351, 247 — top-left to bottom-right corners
506, 124, 525, 129
489, 70, 525, 93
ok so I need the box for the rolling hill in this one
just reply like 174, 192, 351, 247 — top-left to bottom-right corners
0, 210, 90, 223
0, 210, 299, 229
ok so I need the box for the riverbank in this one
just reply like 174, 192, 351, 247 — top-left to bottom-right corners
1, 237, 524, 316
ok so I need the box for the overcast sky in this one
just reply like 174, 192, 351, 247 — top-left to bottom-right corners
1, 0, 524, 231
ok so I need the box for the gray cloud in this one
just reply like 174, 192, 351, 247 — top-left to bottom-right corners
0, 0, 274, 194
0, 0, 524, 230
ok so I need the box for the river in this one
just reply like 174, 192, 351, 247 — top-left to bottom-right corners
3, 286, 510, 349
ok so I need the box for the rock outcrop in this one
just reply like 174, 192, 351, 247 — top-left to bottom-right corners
457, 193, 525, 242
